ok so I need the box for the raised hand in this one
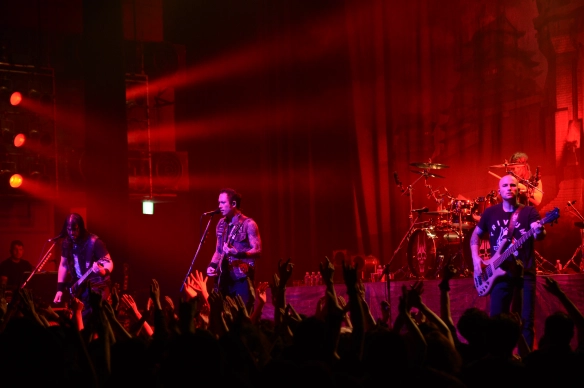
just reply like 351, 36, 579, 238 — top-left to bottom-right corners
319, 256, 335, 285
255, 281, 269, 306
543, 276, 564, 297
121, 293, 141, 317
150, 279, 162, 310
408, 281, 424, 308
277, 258, 294, 287
183, 274, 199, 301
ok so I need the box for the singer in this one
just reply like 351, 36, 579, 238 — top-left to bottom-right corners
206, 188, 262, 313
507, 152, 543, 206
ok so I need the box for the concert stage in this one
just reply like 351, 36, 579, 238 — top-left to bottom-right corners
262, 274, 584, 348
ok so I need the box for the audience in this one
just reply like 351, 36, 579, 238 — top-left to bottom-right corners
1, 259, 584, 388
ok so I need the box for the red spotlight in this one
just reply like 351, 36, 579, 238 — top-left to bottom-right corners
10, 91, 22, 106
9, 173, 23, 188
13, 133, 25, 147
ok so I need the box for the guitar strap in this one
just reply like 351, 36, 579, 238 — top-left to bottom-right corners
507, 204, 524, 277
506, 204, 524, 239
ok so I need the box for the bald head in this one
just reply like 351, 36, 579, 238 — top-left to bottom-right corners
499, 174, 519, 203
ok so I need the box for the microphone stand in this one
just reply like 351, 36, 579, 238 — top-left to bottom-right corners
20, 240, 59, 290
180, 214, 216, 292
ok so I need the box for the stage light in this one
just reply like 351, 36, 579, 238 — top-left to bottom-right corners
142, 200, 154, 215
9, 173, 22, 188
13, 133, 25, 147
10, 91, 22, 106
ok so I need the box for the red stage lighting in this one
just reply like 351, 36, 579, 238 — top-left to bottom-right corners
13, 133, 25, 147
10, 91, 22, 106
9, 173, 23, 188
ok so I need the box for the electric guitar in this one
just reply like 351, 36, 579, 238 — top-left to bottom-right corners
68, 260, 107, 297
474, 207, 559, 297
216, 222, 243, 288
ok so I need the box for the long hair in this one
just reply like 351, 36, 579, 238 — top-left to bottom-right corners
60, 213, 88, 241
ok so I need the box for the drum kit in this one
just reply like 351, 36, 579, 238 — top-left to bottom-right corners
391, 160, 501, 280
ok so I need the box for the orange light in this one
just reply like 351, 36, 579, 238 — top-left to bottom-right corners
10, 91, 22, 106
9, 173, 23, 188
13, 133, 25, 147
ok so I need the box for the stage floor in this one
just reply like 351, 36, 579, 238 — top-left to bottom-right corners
262, 274, 584, 348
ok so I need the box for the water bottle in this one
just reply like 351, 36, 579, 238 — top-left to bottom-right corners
315, 272, 322, 285
310, 271, 316, 286
304, 272, 311, 286
556, 260, 563, 273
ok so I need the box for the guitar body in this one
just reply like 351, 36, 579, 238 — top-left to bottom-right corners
474, 207, 559, 297
473, 246, 514, 297
68, 259, 106, 298
216, 221, 244, 290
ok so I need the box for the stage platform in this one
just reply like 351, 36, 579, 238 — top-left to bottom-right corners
261, 274, 584, 348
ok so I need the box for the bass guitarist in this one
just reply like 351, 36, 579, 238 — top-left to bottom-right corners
206, 188, 262, 313
470, 174, 545, 351
53, 213, 114, 326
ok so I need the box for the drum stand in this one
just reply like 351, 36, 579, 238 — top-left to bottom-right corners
562, 204, 584, 273
536, 250, 558, 274
388, 171, 431, 279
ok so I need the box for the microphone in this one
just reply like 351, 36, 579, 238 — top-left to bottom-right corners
48, 234, 64, 242
411, 207, 429, 213
568, 200, 577, 207
202, 209, 221, 216
393, 171, 400, 186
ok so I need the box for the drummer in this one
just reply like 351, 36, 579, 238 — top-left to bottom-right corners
507, 152, 542, 206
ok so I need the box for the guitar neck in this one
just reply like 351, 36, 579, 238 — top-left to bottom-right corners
492, 228, 536, 269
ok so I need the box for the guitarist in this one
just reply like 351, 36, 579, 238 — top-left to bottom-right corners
53, 213, 114, 326
470, 174, 545, 351
206, 188, 262, 313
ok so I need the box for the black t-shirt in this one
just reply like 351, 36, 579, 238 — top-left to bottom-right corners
0, 257, 33, 289
476, 203, 541, 275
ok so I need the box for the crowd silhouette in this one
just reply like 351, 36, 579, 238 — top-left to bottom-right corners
0, 258, 583, 387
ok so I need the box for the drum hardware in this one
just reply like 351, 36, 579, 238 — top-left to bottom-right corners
410, 169, 445, 179
390, 161, 449, 278
562, 204, 584, 274
410, 161, 450, 169
489, 162, 524, 168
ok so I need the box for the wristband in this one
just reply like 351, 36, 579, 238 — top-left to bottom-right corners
438, 280, 450, 292
57, 282, 66, 292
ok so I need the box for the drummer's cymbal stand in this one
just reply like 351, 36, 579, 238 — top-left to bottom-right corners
389, 171, 433, 279
562, 203, 584, 273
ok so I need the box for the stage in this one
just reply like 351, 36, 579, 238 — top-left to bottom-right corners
262, 274, 584, 348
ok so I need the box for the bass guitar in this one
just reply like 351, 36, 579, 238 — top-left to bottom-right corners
474, 207, 559, 297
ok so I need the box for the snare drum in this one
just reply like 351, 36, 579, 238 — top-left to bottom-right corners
407, 228, 461, 279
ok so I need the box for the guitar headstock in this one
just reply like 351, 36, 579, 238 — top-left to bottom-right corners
543, 207, 560, 226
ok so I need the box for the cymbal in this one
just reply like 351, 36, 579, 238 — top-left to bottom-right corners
410, 162, 449, 169
410, 170, 445, 179
575, 222, 584, 229
489, 162, 524, 168
427, 210, 451, 215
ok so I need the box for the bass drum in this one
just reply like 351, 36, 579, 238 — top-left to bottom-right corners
407, 228, 461, 279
